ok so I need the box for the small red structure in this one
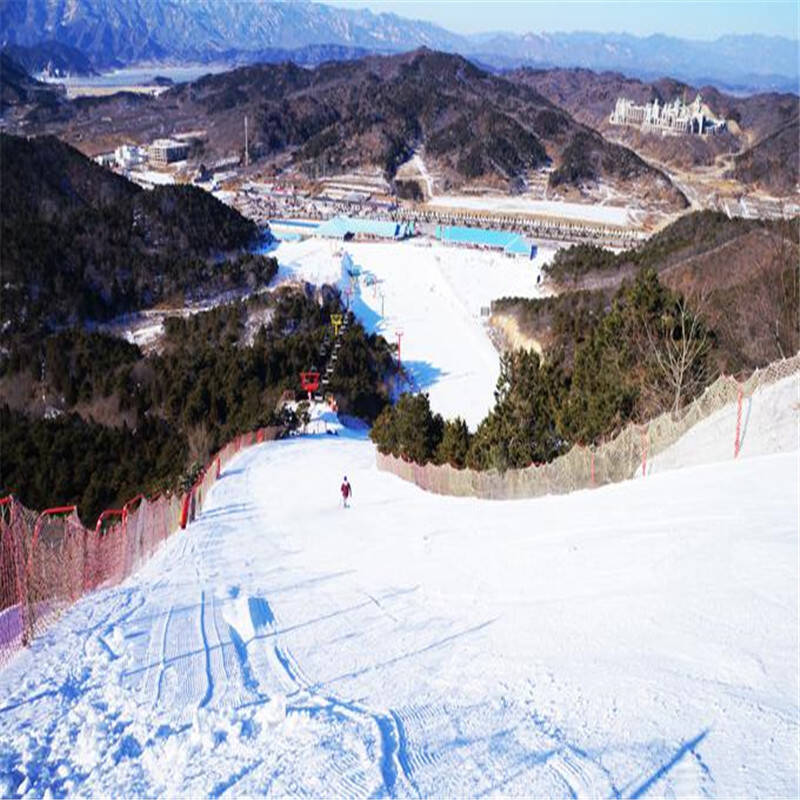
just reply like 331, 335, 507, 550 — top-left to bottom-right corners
300, 371, 320, 401
395, 330, 404, 368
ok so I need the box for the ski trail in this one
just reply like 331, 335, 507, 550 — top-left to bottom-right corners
208, 593, 232, 707
227, 622, 262, 697
197, 590, 214, 709
549, 749, 602, 799
365, 591, 399, 623
390, 709, 422, 797
0, 434, 794, 797
153, 602, 175, 709
225, 588, 398, 797
228, 587, 417, 798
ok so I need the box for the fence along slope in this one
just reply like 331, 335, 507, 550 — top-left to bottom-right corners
0, 426, 283, 667
377, 354, 800, 499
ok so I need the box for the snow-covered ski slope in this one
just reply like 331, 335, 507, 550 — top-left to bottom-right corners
0, 382, 797, 798
647, 373, 798, 473
270, 237, 556, 429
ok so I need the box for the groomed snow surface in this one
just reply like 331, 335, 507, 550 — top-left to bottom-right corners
0, 378, 798, 798
270, 237, 556, 429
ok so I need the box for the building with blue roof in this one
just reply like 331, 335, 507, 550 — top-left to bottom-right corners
436, 225, 537, 259
315, 216, 411, 241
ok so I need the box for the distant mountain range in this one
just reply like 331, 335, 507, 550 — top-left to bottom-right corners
2, 44, 795, 196
1, 0, 797, 92
470, 32, 799, 93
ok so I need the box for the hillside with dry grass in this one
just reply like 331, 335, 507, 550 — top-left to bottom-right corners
494, 211, 798, 376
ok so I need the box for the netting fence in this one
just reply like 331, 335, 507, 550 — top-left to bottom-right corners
0, 426, 283, 667
377, 354, 800, 499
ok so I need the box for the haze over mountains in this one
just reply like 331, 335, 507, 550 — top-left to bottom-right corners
1, 0, 797, 92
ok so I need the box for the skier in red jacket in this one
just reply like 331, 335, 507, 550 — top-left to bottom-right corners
340, 476, 352, 508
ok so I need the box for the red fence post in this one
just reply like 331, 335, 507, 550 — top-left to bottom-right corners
734, 389, 744, 458
92, 509, 125, 590
180, 492, 191, 529
94, 509, 123, 537
29, 506, 77, 572
82, 525, 90, 595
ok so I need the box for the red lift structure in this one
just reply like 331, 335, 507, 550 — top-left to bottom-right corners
300, 371, 320, 401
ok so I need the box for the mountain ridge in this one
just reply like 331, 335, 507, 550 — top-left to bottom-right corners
1, 0, 796, 92
0, 132, 265, 337
4, 49, 687, 206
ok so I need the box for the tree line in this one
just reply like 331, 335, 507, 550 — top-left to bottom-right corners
1, 287, 396, 523
371, 269, 714, 471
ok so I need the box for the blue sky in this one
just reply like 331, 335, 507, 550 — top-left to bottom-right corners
326, 1, 799, 40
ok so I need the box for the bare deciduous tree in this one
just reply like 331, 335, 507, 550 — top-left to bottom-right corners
645, 293, 714, 415
187, 423, 213, 467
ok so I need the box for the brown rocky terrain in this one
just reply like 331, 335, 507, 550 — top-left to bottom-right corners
731, 115, 800, 195
2, 49, 686, 208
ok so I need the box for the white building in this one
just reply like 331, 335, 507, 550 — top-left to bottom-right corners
610, 94, 726, 136
114, 144, 146, 169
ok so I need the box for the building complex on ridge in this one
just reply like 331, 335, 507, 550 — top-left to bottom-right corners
610, 94, 726, 136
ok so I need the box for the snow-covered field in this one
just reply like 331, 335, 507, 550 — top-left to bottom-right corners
272, 237, 556, 428
0, 388, 797, 797
97, 233, 554, 422
129, 169, 176, 186
426, 195, 636, 227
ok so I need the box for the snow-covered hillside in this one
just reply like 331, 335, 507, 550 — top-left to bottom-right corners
270, 237, 555, 428
0, 394, 797, 797
647, 373, 798, 473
